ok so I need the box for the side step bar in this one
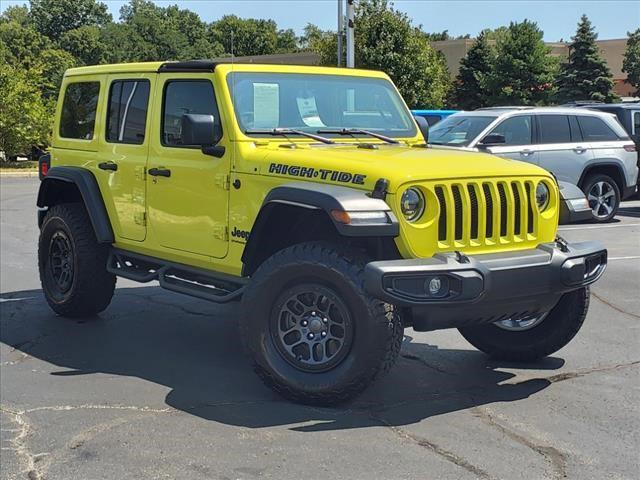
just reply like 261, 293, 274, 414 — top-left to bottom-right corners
107, 249, 247, 303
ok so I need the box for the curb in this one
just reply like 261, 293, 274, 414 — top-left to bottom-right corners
0, 171, 39, 178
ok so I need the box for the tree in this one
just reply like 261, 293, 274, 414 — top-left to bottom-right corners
452, 31, 495, 109
118, 0, 222, 61
0, 5, 32, 27
30, 0, 111, 40
556, 15, 618, 103
623, 29, 640, 96
487, 20, 557, 105
0, 63, 51, 158
59, 25, 109, 66
311, 0, 451, 108
209, 15, 282, 56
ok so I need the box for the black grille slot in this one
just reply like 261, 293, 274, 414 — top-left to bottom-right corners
452, 185, 463, 240
525, 183, 534, 233
435, 186, 447, 241
497, 183, 508, 237
468, 185, 479, 239
483, 183, 493, 238
511, 182, 521, 236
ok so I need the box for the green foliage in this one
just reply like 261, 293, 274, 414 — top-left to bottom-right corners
556, 15, 618, 103
452, 31, 495, 109
59, 25, 109, 66
118, 0, 223, 61
623, 29, 640, 96
209, 15, 288, 57
30, 0, 111, 40
0, 63, 51, 158
486, 20, 557, 105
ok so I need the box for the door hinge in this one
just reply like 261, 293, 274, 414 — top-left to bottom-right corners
215, 174, 230, 190
134, 211, 146, 226
135, 165, 146, 181
213, 224, 228, 241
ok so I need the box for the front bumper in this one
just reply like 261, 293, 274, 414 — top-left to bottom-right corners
364, 241, 607, 332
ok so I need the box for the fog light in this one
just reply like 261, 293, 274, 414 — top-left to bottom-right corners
428, 277, 442, 295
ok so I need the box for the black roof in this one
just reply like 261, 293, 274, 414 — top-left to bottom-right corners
158, 60, 221, 73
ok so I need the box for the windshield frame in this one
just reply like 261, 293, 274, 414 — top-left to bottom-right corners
225, 71, 418, 140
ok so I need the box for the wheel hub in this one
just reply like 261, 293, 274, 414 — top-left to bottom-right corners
271, 285, 354, 372
48, 231, 74, 293
494, 312, 548, 331
587, 181, 615, 219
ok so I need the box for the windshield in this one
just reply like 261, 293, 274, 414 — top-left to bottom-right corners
429, 115, 496, 146
227, 72, 417, 138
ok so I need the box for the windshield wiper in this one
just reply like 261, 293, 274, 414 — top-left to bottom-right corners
317, 128, 399, 144
245, 128, 334, 144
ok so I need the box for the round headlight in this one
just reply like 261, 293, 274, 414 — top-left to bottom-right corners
536, 182, 550, 211
400, 187, 425, 221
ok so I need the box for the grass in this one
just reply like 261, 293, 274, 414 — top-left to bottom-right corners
0, 161, 38, 172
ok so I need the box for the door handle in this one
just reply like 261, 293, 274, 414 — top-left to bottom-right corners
148, 167, 171, 178
520, 149, 534, 156
573, 147, 587, 153
98, 161, 118, 171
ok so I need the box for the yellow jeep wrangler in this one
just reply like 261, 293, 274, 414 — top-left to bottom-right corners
37, 61, 607, 404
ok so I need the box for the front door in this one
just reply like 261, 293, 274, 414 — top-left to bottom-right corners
95, 74, 154, 241
147, 74, 230, 259
484, 114, 539, 165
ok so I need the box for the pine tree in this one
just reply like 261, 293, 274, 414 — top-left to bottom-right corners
622, 29, 640, 96
452, 31, 494, 109
556, 15, 618, 103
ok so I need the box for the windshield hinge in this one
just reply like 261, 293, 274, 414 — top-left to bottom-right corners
215, 174, 230, 190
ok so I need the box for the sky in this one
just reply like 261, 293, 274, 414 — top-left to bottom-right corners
1, 0, 639, 41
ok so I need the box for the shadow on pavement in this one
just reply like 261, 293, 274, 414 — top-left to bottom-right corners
0, 286, 564, 431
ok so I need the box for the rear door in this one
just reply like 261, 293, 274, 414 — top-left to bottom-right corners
483, 114, 538, 164
95, 74, 154, 241
535, 114, 592, 184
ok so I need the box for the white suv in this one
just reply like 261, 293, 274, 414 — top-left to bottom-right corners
428, 107, 638, 222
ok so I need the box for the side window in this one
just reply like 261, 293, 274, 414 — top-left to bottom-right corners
424, 115, 443, 126
488, 115, 532, 146
537, 115, 572, 144
59, 82, 100, 140
106, 80, 150, 144
633, 112, 640, 136
162, 80, 219, 147
577, 115, 619, 141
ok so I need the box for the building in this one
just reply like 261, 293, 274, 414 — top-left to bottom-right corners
431, 38, 634, 97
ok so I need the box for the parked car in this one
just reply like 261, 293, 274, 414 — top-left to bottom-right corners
428, 107, 638, 222
411, 109, 459, 126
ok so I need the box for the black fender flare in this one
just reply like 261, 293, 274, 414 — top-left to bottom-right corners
241, 182, 398, 269
37, 166, 114, 243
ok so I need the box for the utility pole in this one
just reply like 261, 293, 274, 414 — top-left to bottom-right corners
346, 0, 355, 68
337, 0, 343, 67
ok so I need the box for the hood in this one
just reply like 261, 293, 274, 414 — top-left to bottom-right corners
254, 143, 552, 193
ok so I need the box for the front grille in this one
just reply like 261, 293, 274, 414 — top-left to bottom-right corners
434, 180, 538, 247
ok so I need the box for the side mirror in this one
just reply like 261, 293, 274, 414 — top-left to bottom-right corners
477, 133, 505, 148
413, 115, 429, 143
181, 114, 224, 157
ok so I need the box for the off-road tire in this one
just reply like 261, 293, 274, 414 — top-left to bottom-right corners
240, 242, 403, 405
458, 287, 590, 362
582, 174, 620, 223
38, 203, 116, 317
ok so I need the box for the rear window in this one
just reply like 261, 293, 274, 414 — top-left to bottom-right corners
577, 115, 619, 142
106, 80, 150, 144
59, 82, 100, 140
537, 115, 572, 144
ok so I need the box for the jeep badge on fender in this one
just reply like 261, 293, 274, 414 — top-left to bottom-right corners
36, 60, 607, 405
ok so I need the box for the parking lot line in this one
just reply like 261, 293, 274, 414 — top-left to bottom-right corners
608, 256, 640, 261
559, 223, 640, 231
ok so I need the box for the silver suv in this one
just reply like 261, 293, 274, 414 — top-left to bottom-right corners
428, 107, 638, 222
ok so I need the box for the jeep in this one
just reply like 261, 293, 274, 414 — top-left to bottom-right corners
37, 61, 607, 404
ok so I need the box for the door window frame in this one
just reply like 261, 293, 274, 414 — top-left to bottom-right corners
160, 78, 222, 149
105, 79, 152, 145
486, 114, 536, 147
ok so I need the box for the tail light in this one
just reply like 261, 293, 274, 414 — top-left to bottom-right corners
623, 144, 636, 152
38, 153, 50, 181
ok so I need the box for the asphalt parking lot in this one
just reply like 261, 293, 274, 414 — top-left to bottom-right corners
1, 176, 638, 480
